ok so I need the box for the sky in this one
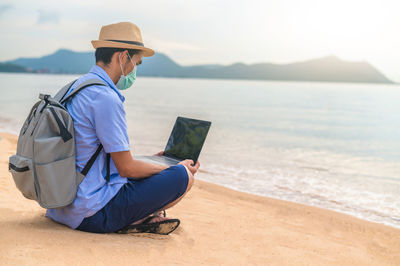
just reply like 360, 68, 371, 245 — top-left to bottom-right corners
0, 0, 399, 81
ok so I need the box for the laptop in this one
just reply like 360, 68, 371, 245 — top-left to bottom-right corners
135, 116, 212, 166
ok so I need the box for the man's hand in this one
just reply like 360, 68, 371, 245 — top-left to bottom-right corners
178, 159, 200, 176
153, 151, 164, 156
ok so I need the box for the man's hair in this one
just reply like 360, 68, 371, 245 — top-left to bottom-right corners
95, 48, 142, 65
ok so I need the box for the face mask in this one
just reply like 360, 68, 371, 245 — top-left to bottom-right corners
116, 53, 137, 90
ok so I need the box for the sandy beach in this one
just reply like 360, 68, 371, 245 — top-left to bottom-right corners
0, 132, 399, 265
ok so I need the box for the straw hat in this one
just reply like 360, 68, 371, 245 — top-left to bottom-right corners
91, 22, 154, 57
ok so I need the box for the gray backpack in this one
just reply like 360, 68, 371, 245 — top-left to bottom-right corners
8, 78, 111, 209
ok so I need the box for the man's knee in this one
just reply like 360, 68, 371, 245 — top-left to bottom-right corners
182, 165, 194, 192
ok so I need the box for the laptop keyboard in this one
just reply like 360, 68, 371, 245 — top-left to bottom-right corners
142, 155, 180, 166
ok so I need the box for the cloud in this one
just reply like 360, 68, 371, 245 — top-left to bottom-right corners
37, 9, 60, 24
0, 4, 13, 17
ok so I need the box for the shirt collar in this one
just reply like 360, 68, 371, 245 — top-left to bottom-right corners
88, 65, 125, 102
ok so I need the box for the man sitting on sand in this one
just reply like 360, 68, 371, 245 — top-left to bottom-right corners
46, 22, 200, 235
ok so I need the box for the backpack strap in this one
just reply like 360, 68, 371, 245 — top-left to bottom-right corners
53, 79, 78, 102
60, 78, 107, 104
106, 153, 111, 182
81, 144, 103, 176
81, 144, 111, 182
57, 78, 110, 180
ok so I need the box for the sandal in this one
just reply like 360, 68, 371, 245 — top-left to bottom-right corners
116, 210, 180, 235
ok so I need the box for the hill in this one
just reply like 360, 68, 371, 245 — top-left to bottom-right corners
0, 63, 29, 73
3, 49, 393, 84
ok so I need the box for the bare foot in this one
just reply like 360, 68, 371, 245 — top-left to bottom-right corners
131, 211, 170, 225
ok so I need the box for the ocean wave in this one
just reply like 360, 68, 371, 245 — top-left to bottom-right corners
197, 161, 400, 229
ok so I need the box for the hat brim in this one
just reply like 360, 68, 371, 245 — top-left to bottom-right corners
91, 40, 155, 57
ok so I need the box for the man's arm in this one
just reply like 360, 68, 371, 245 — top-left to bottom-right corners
111, 150, 201, 179
111, 151, 167, 178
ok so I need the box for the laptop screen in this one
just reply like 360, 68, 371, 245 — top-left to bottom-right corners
164, 117, 211, 163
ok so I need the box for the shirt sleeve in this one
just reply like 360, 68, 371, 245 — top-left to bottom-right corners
91, 88, 130, 153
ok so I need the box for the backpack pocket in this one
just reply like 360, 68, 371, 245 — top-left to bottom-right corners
35, 155, 77, 208
9, 155, 37, 200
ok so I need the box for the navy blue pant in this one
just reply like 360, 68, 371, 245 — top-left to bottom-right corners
77, 165, 189, 233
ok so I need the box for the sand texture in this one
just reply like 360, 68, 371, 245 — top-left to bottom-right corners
0, 133, 399, 265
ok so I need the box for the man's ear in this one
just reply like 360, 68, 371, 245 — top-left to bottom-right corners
121, 50, 130, 66
113, 51, 123, 65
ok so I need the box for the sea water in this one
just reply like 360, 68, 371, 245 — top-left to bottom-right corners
1, 72, 399, 228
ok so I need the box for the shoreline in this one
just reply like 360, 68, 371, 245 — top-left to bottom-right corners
1, 71, 399, 85
1, 132, 400, 264
2, 130, 400, 229
3, 128, 399, 230
196, 175, 400, 230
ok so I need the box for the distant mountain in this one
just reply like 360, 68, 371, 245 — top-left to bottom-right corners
0, 63, 29, 73
6, 49, 94, 74
3, 49, 393, 84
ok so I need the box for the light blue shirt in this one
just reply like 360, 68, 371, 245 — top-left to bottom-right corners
46, 65, 129, 229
